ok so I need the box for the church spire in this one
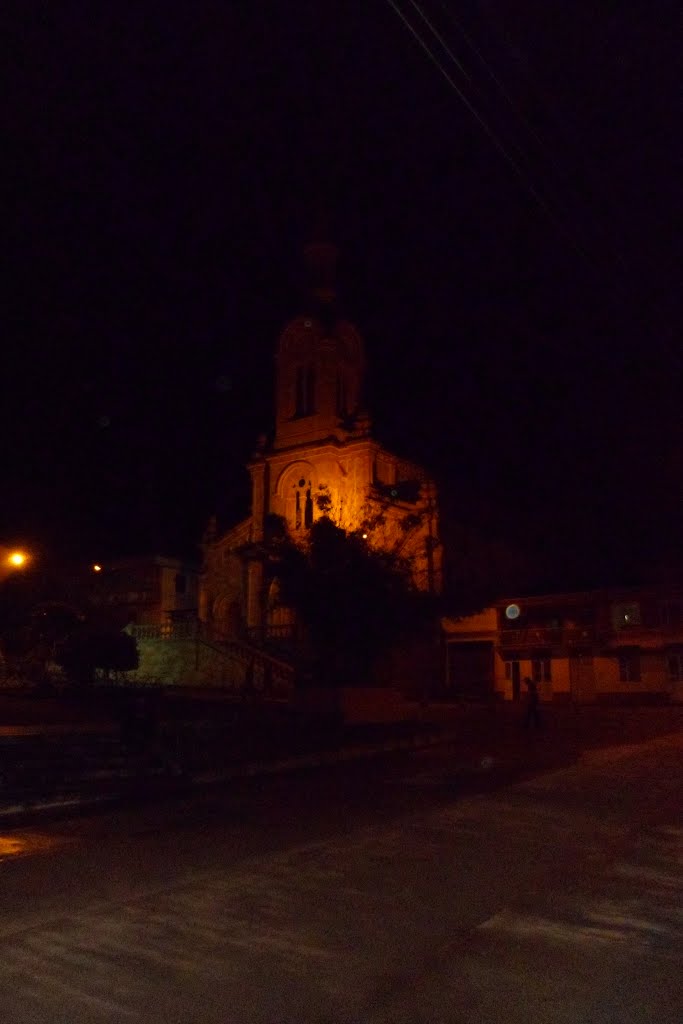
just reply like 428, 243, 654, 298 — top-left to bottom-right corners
303, 239, 338, 308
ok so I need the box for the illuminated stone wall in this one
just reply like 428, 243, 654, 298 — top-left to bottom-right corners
265, 440, 374, 538
200, 518, 251, 638
273, 315, 366, 452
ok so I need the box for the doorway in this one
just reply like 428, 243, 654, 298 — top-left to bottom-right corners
507, 660, 521, 701
570, 651, 596, 703
446, 642, 495, 699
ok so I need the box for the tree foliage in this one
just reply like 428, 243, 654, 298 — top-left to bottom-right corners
57, 628, 139, 686
0, 573, 138, 686
276, 517, 437, 686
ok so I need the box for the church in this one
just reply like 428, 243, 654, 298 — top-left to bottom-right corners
199, 241, 442, 659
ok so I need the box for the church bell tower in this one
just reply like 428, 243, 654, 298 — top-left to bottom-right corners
273, 241, 367, 451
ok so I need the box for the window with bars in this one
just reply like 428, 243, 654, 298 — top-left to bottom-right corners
531, 657, 551, 683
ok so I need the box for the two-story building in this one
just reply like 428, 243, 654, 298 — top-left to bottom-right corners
442, 584, 683, 703
76, 555, 201, 632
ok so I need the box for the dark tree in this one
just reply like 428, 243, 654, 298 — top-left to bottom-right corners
57, 629, 139, 687
277, 517, 437, 687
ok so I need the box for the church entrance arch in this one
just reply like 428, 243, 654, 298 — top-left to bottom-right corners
213, 596, 242, 640
265, 577, 296, 640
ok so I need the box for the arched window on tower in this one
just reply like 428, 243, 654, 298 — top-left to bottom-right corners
306, 365, 316, 413
336, 372, 347, 416
292, 478, 314, 531
295, 367, 305, 417
295, 364, 316, 417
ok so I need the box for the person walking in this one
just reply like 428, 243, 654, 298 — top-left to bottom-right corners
523, 676, 541, 729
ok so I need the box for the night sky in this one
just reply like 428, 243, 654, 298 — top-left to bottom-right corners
4, 2, 681, 590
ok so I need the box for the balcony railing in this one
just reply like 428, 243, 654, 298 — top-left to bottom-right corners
207, 629, 296, 699
131, 621, 200, 641
500, 626, 597, 648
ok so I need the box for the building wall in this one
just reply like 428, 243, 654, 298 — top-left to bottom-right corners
262, 442, 439, 593
264, 440, 376, 538
493, 655, 572, 702
203, 438, 441, 641
200, 518, 251, 638
158, 560, 200, 618
81, 556, 199, 629
442, 609, 497, 634
552, 657, 573, 700
495, 652, 675, 703
273, 315, 365, 452
592, 652, 674, 699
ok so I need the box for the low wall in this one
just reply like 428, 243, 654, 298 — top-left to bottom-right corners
291, 687, 414, 723
129, 638, 246, 689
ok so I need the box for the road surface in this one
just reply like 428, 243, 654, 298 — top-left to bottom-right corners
0, 729, 681, 1023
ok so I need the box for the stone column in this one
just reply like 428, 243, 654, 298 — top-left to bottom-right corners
249, 459, 267, 542
246, 560, 265, 640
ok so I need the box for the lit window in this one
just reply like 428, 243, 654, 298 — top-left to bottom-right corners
611, 603, 641, 629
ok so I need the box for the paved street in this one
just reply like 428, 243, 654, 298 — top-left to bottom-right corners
0, 725, 681, 1023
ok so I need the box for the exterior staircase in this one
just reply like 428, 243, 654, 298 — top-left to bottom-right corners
127, 622, 296, 698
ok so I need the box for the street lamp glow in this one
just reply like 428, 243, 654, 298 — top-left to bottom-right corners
8, 551, 27, 567
93, 564, 102, 572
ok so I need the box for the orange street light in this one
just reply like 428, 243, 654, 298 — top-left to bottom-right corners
93, 564, 102, 572
7, 551, 28, 568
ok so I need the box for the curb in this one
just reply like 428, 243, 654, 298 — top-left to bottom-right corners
0, 792, 121, 823
0, 729, 462, 825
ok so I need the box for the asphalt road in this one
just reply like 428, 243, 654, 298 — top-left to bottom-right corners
0, 727, 681, 1023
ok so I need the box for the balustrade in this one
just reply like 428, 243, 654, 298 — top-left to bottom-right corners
500, 626, 597, 648
128, 621, 296, 698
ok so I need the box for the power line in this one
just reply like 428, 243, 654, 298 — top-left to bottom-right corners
434, 0, 553, 162
384, 0, 595, 267
405, 0, 471, 82
434, 1, 637, 282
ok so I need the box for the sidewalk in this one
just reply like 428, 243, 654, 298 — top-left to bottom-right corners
1, 695, 682, 825
0, 694, 444, 823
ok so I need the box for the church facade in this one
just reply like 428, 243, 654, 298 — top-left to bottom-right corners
199, 243, 441, 650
